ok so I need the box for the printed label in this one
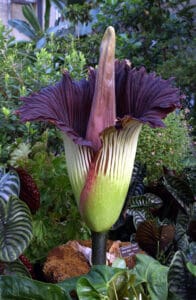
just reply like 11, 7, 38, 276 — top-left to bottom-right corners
120, 243, 139, 258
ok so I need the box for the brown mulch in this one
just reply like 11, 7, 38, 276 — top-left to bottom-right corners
43, 240, 144, 283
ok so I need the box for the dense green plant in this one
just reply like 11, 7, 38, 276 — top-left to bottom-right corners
0, 254, 170, 299
93, 0, 194, 66
136, 111, 190, 183
0, 23, 87, 163
3, 252, 193, 299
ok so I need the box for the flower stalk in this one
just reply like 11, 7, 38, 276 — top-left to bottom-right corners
91, 231, 108, 265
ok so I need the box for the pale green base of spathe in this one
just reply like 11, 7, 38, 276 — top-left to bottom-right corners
80, 173, 131, 232
80, 120, 142, 232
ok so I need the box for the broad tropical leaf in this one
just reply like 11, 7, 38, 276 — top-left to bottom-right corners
0, 259, 31, 278
135, 221, 160, 257
128, 193, 163, 210
127, 193, 160, 229
175, 223, 189, 252
168, 251, 196, 300
0, 275, 71, 300
76, 265, 137, 300
133, 254, 169, 300
0, 167, 20, 202
175, 211, 189, 251
0, 196, 32, 262
186, 261, 196, 276
163, 175, 195, 214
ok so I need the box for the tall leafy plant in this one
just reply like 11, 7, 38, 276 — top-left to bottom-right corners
8, 1, 67, 48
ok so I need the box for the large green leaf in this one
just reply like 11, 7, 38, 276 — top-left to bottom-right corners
0, 275, 71, 300
0, 259, 31, 278
186, 261, 196, 276
58, 264, 150, 299
76, 265, 137, 300
133, 254, 169, 300
0, 168, 20, 203
0, 196, 32, 262
168, 251, 196, 300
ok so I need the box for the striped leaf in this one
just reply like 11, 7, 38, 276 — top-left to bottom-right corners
175, 223, 189, 252
128, 193, 163, 210
127, 162, 146, 198
163, 175, 195, 214
168, 251, 196, 299
131, 209, 147, 229
0, 196, 32, 262
0, 260, 31, 278
175, 209, 189, 252
0, 167, 20, 203
127, 193, 161, 229
112, 162, 146, 230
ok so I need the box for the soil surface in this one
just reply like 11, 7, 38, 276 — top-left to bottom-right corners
43, 240, 143, 283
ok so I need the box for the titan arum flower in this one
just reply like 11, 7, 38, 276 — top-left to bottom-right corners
17, 27, 181, 235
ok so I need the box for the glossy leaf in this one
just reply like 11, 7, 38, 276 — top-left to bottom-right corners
76, 265, 135, 300
175, 211, 189, 252
0, 196, 32, 262
0, 275, 71, 300
187, 261, 196, 276
133, 254, 169, 300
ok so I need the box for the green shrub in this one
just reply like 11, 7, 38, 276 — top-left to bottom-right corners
136, 112, 190, 183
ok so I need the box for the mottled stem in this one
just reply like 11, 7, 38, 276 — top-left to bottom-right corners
91, 231, 108, 265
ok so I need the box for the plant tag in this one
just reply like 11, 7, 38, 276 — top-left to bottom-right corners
120, 243, 139, 258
